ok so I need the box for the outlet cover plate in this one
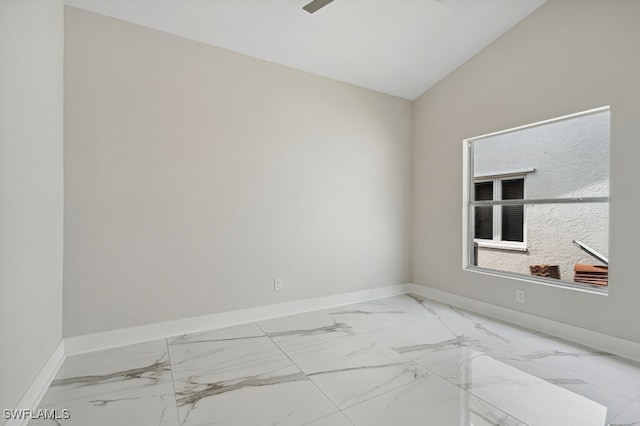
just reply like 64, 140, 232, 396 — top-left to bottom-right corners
274, 278, 284, 291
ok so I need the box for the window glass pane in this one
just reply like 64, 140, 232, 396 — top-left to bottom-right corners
501, 178, 524, 200
501, 179, 525, 242
474, 182, 493, 240
501, 205, 524, 242
474, 206, 493, 240
476, 203, 608, 287
474, 181, 493, 201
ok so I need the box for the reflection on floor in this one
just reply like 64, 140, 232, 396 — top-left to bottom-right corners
30, 294, 640, 425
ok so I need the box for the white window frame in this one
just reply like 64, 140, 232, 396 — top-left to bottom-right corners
473, 174, 528, 251
461, 106, 610, 294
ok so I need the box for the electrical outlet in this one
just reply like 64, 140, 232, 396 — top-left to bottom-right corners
516, 289, 526, 303
274, 278, 284, 292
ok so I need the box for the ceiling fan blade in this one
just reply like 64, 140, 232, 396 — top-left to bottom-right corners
303, 0, 334, 14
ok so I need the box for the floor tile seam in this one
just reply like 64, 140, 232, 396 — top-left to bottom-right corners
608, 398, 638, 425
335, 369, 530, 423
305, 358, 420, 376
255, 320, 343, 424
464, 389, 531, 426
515, 348, 640, 403
344, 316, 445, 352
374, 296, 411, 311
323, 301, 424, 330
493, 345, 595, 381
258, 306, 431, 374
335, 315, 434, 342
426, 367, 531, 426
257, 305, 423, 339
258, 318, 430, 363
408, 345, 486, 374
263, 317, 435, 369
314, 299, 398, 316
373, 297, 453, 327
420, 346, 634, 425
167, 322, 337, 425
382, 297, 614, 360
307, 360, 433, 411
262, 295, 449, 342
164, 337, 183, 426
300, 411, 355, 426
166, 334, 267, 347
262, 315, 443, 419
339, 409, 358, 426
337, 372, 436, 417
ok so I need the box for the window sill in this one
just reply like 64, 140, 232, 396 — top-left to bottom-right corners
463, 266, 608, 296
476, 242, 528, 252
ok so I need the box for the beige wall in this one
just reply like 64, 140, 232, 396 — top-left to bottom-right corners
413, 0, 640, 342
0, 0, 64, 414
63, 8, 412, 337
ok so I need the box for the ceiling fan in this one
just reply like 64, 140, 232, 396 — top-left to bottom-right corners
303, 0, 334, 13
303, 0, 447, 14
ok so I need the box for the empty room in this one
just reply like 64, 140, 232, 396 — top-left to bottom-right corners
2, 0, 640, 425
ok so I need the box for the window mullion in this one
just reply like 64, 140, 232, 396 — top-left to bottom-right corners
494, 177, 501, 243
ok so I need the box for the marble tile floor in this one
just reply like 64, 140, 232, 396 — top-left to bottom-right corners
29, 294, 640, 426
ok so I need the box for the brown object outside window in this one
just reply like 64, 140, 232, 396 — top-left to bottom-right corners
529, 264, 561, 280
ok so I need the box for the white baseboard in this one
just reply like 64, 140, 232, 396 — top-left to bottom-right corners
5, 340, 65, 426
65, 284, 410, 355
408, 284, 640, 363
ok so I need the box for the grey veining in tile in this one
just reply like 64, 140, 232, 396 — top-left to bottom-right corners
168, 324, 336, 425
29, 294, 640, 426
29, 340, 179, 426
269, 326, 410, 375
168, 322, 265, 345
369, 319, 490, 372
379, 294, 532, 352
258, 300, 413, 339
308, 361, 430, 409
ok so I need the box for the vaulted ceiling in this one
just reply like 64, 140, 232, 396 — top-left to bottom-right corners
64, 0, 547, 100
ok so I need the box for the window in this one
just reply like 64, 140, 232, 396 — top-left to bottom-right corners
474, 177, 525, 247
463, 106, 610, 292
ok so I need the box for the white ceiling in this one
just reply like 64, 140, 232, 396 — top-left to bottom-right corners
64, 0, 546, 100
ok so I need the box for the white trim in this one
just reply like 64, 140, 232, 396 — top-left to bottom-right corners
407, 284, 640, 363
64, 284, 410, 355
466, 105, 610, 142
474, 168, 535, 179
464, 266, 608, 295
5, 341, 65, 426
462, 139, 472, 269
476, 242, 528, 252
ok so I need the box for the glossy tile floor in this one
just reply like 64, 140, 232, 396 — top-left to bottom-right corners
31, 294, 640, 425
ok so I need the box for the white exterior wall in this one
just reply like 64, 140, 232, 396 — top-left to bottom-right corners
473, 109, 610, 282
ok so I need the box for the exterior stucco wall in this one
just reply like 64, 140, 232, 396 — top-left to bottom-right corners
474, 109, 609, 282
